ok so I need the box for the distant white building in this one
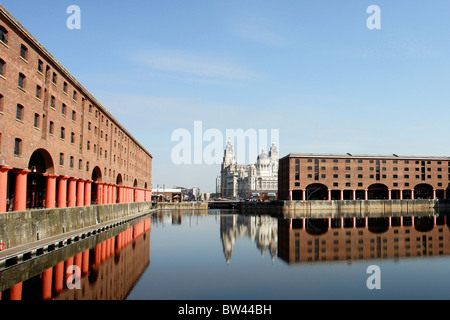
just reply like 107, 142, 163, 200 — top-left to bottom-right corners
220, 140, 278, 199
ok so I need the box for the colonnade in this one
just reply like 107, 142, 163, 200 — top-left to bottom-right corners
0, 166, 152, 213
289, 188, 447, 201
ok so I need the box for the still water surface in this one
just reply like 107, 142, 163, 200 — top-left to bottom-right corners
1, 209, 449, 300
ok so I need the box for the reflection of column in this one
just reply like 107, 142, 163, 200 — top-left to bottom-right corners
433, 189, 436, 200
328, 189, 331, 201
65, 256, 74, 286
84, 180, 92, 206
14, 169, 31, 211
43, 174, 58, 209
42, 268, 53, 300
82, 249, 89, 275
388, 189, 392, 200
365, 189, 368, 200
400, 189, 403, 200
76, 179, 85, 207
444, 189, 447, 200
9, 282, 22, 300
353, 190, 356, 200
0, 166, 12, 213
411, 189, 414, 199
57, 176, 69, 208
54, 261, 64, 294
67, 177, 77, 207
302, 189, 306, 200
340, 189, 344, 200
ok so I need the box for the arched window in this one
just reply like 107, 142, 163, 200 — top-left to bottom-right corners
18, 72, 26, 89
0, 26, 7, 44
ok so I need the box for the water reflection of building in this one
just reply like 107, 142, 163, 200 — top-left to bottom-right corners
220, 215, 278, 264
278, 214, 449, 264
0, 217, 151, 300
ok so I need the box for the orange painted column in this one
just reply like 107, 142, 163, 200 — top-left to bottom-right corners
42, 267, 53, 300
9, 282, 22, 300
43, 173, 58, 209
0, 166, 12, 213
54, 261, 64, 294
57, 176, 69, 208
67, 177, 77, 207
103, 184, 109, 204
112, 185, 117, 203
76, 179, 85, 207
117, 186, 123, 203
84, 180, 92, 206
96, 183, 103, 205
13, 169, 30, 211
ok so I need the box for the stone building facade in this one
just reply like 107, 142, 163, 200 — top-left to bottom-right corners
220, 140, 278, 199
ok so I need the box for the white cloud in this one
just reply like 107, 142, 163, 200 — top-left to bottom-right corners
232, 23, 288, 47
128, 49, 260, 85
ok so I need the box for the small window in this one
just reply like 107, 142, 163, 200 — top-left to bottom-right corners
34, 113, 40, 128
71, 110, 76, 121
70, 156, 74, 168
86, 161, 89, 172
78, 159, 82, 170
18, 73, 26, 89
71, 132, 75, 144
20, 44, 28, 60
16, 104, 24, 120
50, 96, 55, 108
49, 121, 54, 134
88, 122, 91, 131
0, 93, 3, 112
0, 26, 8, 44
0, 59, 5, 76
14, 138, 22, 156
73, 90, 77, 100
59, 153, 64, 166
60, 127, 65, 139
36, 85, 41, 99
52, 72, 57, 84
63, 81, 67, 92
62, 103, 66, 115
37, 59, 44, 73
87, 140, 90, 150
89, 104, 92, 113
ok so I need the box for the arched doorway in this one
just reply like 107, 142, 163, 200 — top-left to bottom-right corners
368, 184, 388, 200
414, 183, 433, 199
27, 149, 54, 209
91, 166, 102, 204
116, 174, 123, 203
305, 183, 328, 200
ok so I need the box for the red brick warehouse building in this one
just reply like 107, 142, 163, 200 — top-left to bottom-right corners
0, 5, 152, 213
278, 153, 450, 201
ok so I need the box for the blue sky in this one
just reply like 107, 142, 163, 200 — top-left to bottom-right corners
2, 0, 450, 193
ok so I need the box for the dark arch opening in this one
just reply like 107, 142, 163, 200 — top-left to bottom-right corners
368, 183, 389, 200
26, 149, 55, 209
91, 166, 102, 205
367, 217, 389, 234
305, 183, 328, 200
414, 183, 433, 199
305, 218, 328, 235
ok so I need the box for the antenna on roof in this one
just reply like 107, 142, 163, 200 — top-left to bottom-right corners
347, 153, 352, 156
393, 154, 399, 157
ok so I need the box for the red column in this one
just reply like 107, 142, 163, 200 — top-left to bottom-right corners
96, 182, 103, 205
67, 177, 77, 207
76, 179, 85, 207
57, 176, 69, 208
340, 189, 344, 200
0, 166, 12, 213
411, 189, 414, 199
43, 173, 58, 209
388, 189, 392, 200
353, 190, 356, 200
84, 180, 92, 206
118, 186, 123, 203
433, 189, 436, 200
13, 169, 30, 211
400, 189, 403, 200
365, 189, 368, 200
103, 184, 109, 204
112, 185, 117, 204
